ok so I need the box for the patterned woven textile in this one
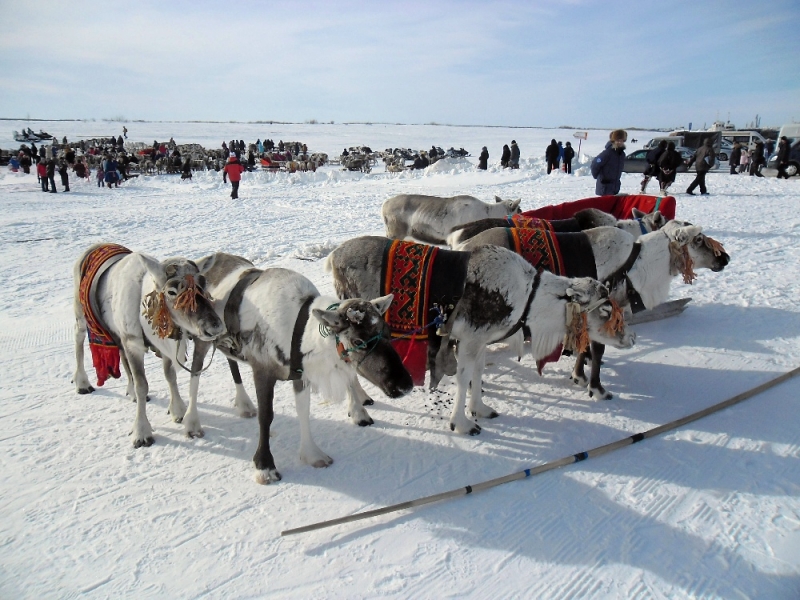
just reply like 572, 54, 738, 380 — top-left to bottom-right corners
506, 227, 564, 275
381, 240, 438, 340
78, 244, 131, 386
509, 214, 554, 232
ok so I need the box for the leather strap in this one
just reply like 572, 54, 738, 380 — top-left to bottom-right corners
288, 296, 315, 380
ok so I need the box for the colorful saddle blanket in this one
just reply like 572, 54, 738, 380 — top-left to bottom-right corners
78, 243, 131, 386
508, 214, 555, 232
380, 239, 470, 386
506, 227, 565, 275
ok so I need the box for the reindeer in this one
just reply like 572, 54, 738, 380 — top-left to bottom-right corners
382, 194, 522, 245
72, 244, 225, 448
457, 222, 730, 399
325, 237, 635, 434
187, 253, 413, 484
447, 207, 666, 248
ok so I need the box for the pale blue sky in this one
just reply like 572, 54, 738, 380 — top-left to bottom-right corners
1, 0, 797, 128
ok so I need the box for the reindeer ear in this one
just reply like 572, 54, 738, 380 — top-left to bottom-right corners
370, 294, 394, 316
140, 254, 168, 288
653, 210, 664, 227
509, 199, 522, 212
565, 280, 592, 305
312, 308, 348, 333
631, 207, 645, 219
494, 195, 502, 203
194, 253, 217, 274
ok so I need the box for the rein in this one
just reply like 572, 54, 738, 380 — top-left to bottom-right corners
604, 243, 647, 313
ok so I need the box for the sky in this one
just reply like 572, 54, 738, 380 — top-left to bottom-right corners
1, 0, 798, 129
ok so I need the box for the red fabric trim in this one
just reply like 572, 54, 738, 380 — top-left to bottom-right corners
391, 338, 428, 387
89, 343, 122, 386
536, 344, 563, 375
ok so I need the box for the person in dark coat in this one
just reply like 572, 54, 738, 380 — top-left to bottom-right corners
729, 142, 742, 175
641, 140, 667, 192
563, 141, 575, 174
685, 138, 715, 195
19, 152, 32, 174
429, 146, 438, 161
545, 139, 559, 174
181, 158, 193, 180
591, 129, 627, 195
57, 159, 70, 192
46, 158, 57, 193
509, 140, 520, 169
749, 142, 766, 177
73, 158, 88, 180
657, 142, 683, 193
477, 146, 489, 170
500, 144, 511, 168
776, 136, 792, 179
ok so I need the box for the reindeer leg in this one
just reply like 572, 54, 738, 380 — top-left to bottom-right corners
588, 341, 612, 400
228, 359, 256, 417
346, 377, 373, 426
72, 312, 94, 394
450, 340, 481, 435
468, 345, 498, 419
183, 341, 211, 438
252, 366, 281, 484
124, 341, 153, 447
571, 351, 589, 387
294, 379, 333, 467
162, 356, 186, 424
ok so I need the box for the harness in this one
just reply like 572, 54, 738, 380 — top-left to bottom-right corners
604, 243, 646, 313
489, 272, 542, 344
635, 218, 648, 235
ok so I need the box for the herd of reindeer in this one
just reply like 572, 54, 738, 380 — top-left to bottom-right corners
73, 193, 729, 484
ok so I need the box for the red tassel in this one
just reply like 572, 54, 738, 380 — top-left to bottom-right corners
536, 343, 563, 375
89, 343, 122, 387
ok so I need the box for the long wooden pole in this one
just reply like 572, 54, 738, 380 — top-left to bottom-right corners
281, 366, 800, 537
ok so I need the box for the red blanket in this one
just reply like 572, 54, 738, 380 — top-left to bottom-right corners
78, 244, 131, 386
523, 194, 676, 221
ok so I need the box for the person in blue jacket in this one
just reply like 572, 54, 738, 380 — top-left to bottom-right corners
591, 129, 627, 195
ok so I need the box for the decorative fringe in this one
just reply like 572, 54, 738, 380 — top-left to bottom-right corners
174, 274, 204, 313
564, 302, 590, 354
668, 241, 697, 284
89, 343, 121, 386
704, 236, 726, 257
602, 298, 626, 336
142, 291, 175, 339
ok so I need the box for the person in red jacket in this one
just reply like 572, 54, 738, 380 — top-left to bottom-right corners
222, 153, 245, 199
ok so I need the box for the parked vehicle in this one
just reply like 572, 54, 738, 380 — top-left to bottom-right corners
622, 148, 691, 173
766, 138, 800, 177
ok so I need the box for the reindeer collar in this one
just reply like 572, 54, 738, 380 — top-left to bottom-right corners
604, 243, 647, 313
288, 296, 315, 379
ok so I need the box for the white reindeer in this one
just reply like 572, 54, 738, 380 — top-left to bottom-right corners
72, 244, 225, 447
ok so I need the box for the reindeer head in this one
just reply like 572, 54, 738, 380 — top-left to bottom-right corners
565, 278, 635, 350
662, 221, 730, 274
312, 294, 413, 399
141, 255, 225, 342
631, 208, 667, 232
495, 195, 522, 215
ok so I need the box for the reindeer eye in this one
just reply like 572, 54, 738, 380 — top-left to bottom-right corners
166, 289, 178, 298
351, 338, 364, 347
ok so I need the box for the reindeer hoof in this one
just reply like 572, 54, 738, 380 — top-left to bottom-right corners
450, 423, 455, 431
488, 411, 499, 419
362, 398, 374, 406
469, 425, 482, 436
254, 468, 282, 484
187, 429, 205, 439
357, 417, 374, 427
133, 436, 154, 448
77, 386, 95, 394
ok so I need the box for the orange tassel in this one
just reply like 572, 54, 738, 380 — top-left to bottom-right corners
705, 236, 726, 257
142, 291, 175, 339
174, 274, 201, 313
565, 306, 590, 354
681, 246, 697, 285
602, 298, 625, 336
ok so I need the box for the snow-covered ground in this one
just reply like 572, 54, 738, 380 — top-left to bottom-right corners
1, 121, 799, 599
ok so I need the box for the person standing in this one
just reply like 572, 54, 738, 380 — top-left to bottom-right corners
590, 129, 627, 195
776, 136, 792, 179
739, 146, 750, 173
729, 142, 742, 175
545, 139, 559, 174
37, 160, 48, 191
749, 141, 765, 177
509, 140, 520, 169
500, 144, 511, 168
685, 138, 715, 195
557, 141, 564, 170
477, 146, 489, 170
57, 158, 70, 192
656, 142, 683, 194
46, 157, 57, 193
641, 140, 667, 192
223, 152, 245, 199
563, 141, 575, 174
